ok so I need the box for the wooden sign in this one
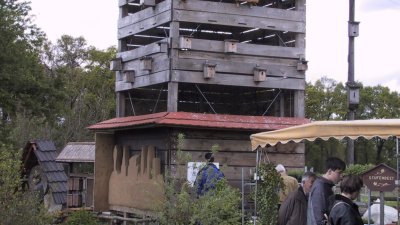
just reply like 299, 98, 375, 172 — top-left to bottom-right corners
362, 163, 396, 192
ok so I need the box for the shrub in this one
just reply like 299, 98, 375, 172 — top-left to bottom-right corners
343, 164, 374, 176
191, 179, 241, 225
64, 210, 98, 225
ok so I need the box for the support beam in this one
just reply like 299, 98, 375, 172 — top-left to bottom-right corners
294, 90, 305, 118
167, 82, 178, 112
116, 92, 126, 117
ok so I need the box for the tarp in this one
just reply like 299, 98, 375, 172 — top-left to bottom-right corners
250, 119, 400, 150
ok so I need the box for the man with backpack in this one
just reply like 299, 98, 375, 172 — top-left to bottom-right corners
195, 152, 224, 197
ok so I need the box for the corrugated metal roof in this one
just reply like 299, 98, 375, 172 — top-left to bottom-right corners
56, 142, 95, 163
28, 140, 68, 205
88, 112, 310, 132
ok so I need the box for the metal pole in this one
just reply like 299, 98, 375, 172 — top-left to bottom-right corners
397, 137, 399, 223
379, 192, 384, 225
253, 149, 259, 225
368, 190, 371, 225
346, 0, 357, 165
242, 168, 244, 225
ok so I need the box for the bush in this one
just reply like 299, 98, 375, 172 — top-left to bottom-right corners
64, 210, 98, 225
0, 144, 51, 225
191, 179, 242, 225
343, 164, 374, 176
255, 163, 284, 225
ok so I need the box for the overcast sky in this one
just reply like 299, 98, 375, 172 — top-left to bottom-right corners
30, 0, 400, 92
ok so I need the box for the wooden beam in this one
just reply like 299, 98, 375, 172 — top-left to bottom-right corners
118, 11, 171, 39
116, 70, 170, 91
172, 58, 304, 79
118, 0, 172, 28
167, 82, 178, 112
171, 70, 305, 90
118, 41, 168, 62
173, 0, 305, 22
172, 37, 303, 59
294, 90, 305, 118
173, 9, 305, 33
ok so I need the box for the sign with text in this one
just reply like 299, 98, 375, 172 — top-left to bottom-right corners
362, 163, 396, 192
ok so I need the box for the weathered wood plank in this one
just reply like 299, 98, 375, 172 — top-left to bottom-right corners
177, 139, 305, 153
171, 70, 305, 90
118, 11, 171, 39
123, 57, 170, 76
173, 10, 305, 33
173, 0, 305, 22
178, 50, 299, 66
172, 58, 304, 79
119, 0, 172, 28
116, 70, 170, 91
171, 37, 303, 59
171, 151, 304, 167
118, 41, 168, 62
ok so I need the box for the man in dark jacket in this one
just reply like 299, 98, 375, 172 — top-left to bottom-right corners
278, 171, 317, 225
328, 175, 364, 225
307, 157, 346, 225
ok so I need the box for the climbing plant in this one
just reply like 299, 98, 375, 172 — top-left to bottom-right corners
255, 162, 284, 225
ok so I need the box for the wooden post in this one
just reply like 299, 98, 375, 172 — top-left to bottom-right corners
116, 92, 126, 117
294, 90, 305, 118
167, 82, 178, 112
380, 191, 384, 225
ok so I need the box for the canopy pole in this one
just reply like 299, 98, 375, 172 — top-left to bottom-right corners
253, 148, 260, 225
397, 137, 399, 223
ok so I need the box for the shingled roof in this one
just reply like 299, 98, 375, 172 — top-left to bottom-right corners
88, 112, 310, 132
56, 142, 95, 163
24, 140, 68, 205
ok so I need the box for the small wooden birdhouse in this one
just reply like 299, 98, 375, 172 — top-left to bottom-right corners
140, 57, 152, 71
253, 66, 266, 82
123, 70, 135, 83
140, 0, 155, 6
203, 63, 217, 79
297, 60, 308, 71
110, 58, 122, 71
224, 39, 238, 53
179, 36, 192, 50
348, 21, 360, 37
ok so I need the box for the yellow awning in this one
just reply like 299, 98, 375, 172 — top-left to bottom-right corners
250, 119, 400, 150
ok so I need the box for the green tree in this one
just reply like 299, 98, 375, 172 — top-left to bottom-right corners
40, 35, 116, 147
0, 144, 51, 225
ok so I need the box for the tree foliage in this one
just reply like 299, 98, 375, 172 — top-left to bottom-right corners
0, 144, 51, 225
305, 77, 400, 172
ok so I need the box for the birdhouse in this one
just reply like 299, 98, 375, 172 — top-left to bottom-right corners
179, 36, 192, 50
123, 70, 135, 83
203, 63, 217, 79
140, 57, 152, 71
140, 0, 155, 6
110, 58, 122, 71
253, 66, 267, 82
348, 21, 360, 37
297, 60, 308, 71
224, 39, 238, 53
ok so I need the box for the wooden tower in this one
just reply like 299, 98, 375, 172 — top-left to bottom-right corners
112, 0, 306, 118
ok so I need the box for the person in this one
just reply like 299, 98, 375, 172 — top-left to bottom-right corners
328, 175, 364, 225
276, 164, 299, 207
307, 157, 346, 225
195, 152, 224, 197
278, 171, 317, 225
